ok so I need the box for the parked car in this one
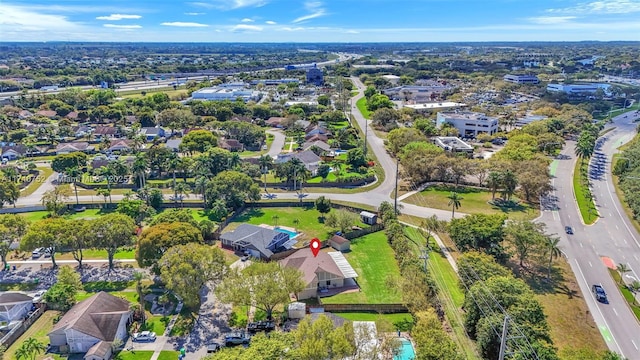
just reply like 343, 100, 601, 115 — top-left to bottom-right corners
247, 321, 275, 333
132, 331, 157, 342
224, 331, 250, 346
592, 284, 608, 303
31, 248, 44, 259
32, 290, 47, 302
565, 226, 573, 235
207, 342, 223, 353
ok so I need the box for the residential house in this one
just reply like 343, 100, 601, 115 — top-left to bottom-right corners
1, 144, 28, 160
218, 138, 244, 152
66, 112, 79, 121
304, 126, 332, 140
84, 341, 112, 360
265, 117, 286, 128
220, 224, 295, 260
72, 126, 92, 138
18, 110, 33, 119
107, 139, 134, 153
48, 292, 131, 355
36, 110, 57, 118
275, 150, 322, 176
93, 126, 118, 140
304, 134, 329, 143
328, 234, 350, 252
359, 211, 378, 225
139, 127, 166, 142
56, 142, 95, 155
279, 248, 358, 300
165, 139, 183, 152
0, 292, 33, 324
302, 140, 331, 154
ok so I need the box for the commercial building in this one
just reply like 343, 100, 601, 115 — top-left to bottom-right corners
191, 83, 261, 102
382, 83, 450, 102
403, 102, 466, 112
249, 79, 299, 86
436, 111, 499, 138
546, 83, 612, 96
306, 66, 324, 86
503, 74, 540, 85
433, 137, 474, 154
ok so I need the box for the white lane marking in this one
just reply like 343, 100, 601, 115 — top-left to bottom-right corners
635, 255, 639, 261
616, 225, 619, 230
624, 239, 628, 245
574, 260, 624, 356
633, 340, 638, 350
613, 308, 618, 316
580, 242, 584, 248
605, 173, 640, 249
610, 213, 613, 217
589, 261, 593, 267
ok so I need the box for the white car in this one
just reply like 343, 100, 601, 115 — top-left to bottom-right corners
132, 331, 157, 342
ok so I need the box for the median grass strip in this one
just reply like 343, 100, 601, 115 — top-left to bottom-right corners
572, 160, 598, 224
321, 231, 403, 304
608, 268, 640, 321
356, 97, 371, 119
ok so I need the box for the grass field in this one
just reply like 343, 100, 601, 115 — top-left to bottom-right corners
322, 231, 403, 304
17, 208, 116, 222
5, 311, 63, 360
114, 351, 154, 360
76, 290, 138, 303
141, 314, 170, 336
403, 186, 538, 221
356, 97, 371, 119
335, 312, 413, 329
20, 167, 54, 197
572, 161, 598, 224
157, 351, 181, 360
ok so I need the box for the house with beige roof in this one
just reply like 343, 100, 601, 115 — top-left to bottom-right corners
280, 248, 358, 300
48, 292, 131, 357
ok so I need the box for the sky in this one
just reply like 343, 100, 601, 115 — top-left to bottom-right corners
1, 0, 640, 42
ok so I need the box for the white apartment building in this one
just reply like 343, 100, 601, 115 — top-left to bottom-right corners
436, 111, 499, 138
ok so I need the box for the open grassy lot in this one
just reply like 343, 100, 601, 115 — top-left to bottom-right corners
356, 97, 371, 119
403, 185, 538, 221
572, 161, 598, 224
157, 351, 181, 360
322, 231, 403, 304
306, 171, 370, 184
20, 167, 54, 198
5, 311, 63, 360
114, 351, 154, 360
18, 208, 115, 222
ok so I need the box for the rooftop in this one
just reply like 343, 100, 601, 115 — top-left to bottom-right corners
404, 102, 466, 110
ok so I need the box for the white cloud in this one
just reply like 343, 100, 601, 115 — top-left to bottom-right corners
241, 18, 254, 22
528, 16, 577, 24
266, 20, 277, 25
189, 0, 267, 10
103, 24, 142, 29
96, 14, 141, 21
280, 26, 305, 31
161, 22, 209, 27
292, 1, 327, 23
231, 24, 263, 31
345, 30, 359, 34
0, 4, 82, 32
185, 12, 206, 15
547, 0, 640, 14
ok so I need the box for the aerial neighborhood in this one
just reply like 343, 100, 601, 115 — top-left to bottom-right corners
0, 39, 638, 360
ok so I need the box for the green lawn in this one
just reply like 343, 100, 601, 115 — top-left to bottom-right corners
54, 248, 135, 261
5, 311, 63, 360
356, 97, 371, 119
157, 351, 181, 360
114, 351, 154, 360
18, 208, 115, 222
573, 161, 598, 224
76, 290, 138, 303
141, 314, 170, 336
322, 231, 403, 304
20, 167, 54, 197
335, 312, 413, 328
403, 185, 538, 221
306, 171, 370, 184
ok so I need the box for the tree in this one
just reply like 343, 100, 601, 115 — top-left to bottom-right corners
133, 271, 147, 325
457, 251, 511, 290
160, 244, 227, 309
315, 196, 332, 220
65, 166, 82, 205
15, 338, 46, 360
386, 128, 425, 154
137, 222, 204, 270
486, 171, 502, 200
258, 154, 273, 190
325, 209, 358, 233
346, 147, 367, 169
422, 215, 446, 242
180, 129, 217, 154
21, 218, 69, 268
194, 176, 209, 208
291, 315, 355, 360
216, 261, 304, 320
92, 213, 136, 270
131, 153, 149, 188
205, 170, 261, 210
617, 263, 631, 285
116, 198, 156, 225
449, 214, 507, 261
545, 237, 561, 281
504, 220, 547, 268
43, 267, 82, 311
0, 215, 28, 270
500, 169, 518, 201
447, 192, 463, 218
317, 163, 331, 180
66, 219, 92, 269
51, 152, 88, 174
41, 186, 71, 217
149, 209, 200, 228
412, 309, 462, 360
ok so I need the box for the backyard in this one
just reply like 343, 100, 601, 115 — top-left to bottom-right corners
5, 310, 63, 360
321, 231, 403, 304
403, 185, 538, 220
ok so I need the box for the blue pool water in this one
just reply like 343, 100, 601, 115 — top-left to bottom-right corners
275, 227, 299, 238
394, 338, 416, 360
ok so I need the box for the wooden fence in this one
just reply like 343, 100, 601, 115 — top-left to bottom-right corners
312, 303, 408, 314
0, 306, 45, 348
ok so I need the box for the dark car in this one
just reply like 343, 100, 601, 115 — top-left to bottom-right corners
565, 226, 573, 235
592, 284, 608, 303
247, 321, 275, 333
207, 342, 223, 353
224, 331, 250, 346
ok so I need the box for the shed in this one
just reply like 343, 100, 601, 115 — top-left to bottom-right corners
288, 302, 306, 319
329, 234, 350, 252
359, 211, 378, 225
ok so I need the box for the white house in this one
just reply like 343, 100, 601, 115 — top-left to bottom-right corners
436, 111, 499, 138
0, 292, 34, 324
48, 292, 131, 356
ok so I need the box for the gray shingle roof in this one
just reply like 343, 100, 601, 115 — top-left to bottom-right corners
220, 224, 282, 258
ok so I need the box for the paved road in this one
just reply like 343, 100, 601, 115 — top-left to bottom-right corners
538, 113, 640, 358
265, 129, 285, 159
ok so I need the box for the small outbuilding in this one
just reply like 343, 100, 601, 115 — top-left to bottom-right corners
359, 211, 378, 225
288, 302, 306, 319
329, 234, 350, 252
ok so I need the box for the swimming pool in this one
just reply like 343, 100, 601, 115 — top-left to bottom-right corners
275, 227, 299, 238
394, 338, 416, 360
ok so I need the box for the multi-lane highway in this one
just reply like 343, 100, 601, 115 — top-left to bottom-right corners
539, 113, 640, 358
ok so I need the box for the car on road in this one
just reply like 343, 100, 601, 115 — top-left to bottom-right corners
132, 331, 157, 342
565, 226, 573, 235
247, 320, 275, 333
207, 342, 223, 353
224, 331, 250, 346
32, 248, 44, 259
592, 284, 608, 303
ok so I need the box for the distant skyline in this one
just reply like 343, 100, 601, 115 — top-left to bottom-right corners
2, 0, 640, 42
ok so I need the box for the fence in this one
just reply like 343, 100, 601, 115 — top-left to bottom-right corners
0, 306, 45, 348
343, 223, 384, 240
312, 303, 408, 314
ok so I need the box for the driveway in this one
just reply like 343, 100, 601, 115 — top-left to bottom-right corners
266, 129, 286, 158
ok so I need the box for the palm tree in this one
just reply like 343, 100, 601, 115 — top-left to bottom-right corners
133, 271, 146, 326
258, 154, 273, 191
173, 182, 189, 207
194, 176, 209, 208
16, 337, 46, 360
97, 165, 115, 204
292, 218, 300, 232
131, 154, 148, 189
65, 166, 82, 205
447, 192, 463, 218
486, 171, 501, 200
630, 281, 640, 305
618, 263, 631, 285
272, 214, 279, 227
500, 169, 518, 201
545, 237, 561, 281
96, 188, 111, 206
228, 152, 241, 169
167, 155, 180, 201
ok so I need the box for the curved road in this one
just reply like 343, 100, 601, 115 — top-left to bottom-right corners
538, 113, 640, 357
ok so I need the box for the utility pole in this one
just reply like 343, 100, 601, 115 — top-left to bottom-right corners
394, 157, 399, 214
499, 315, 509, 360
293, 167, 297, 191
